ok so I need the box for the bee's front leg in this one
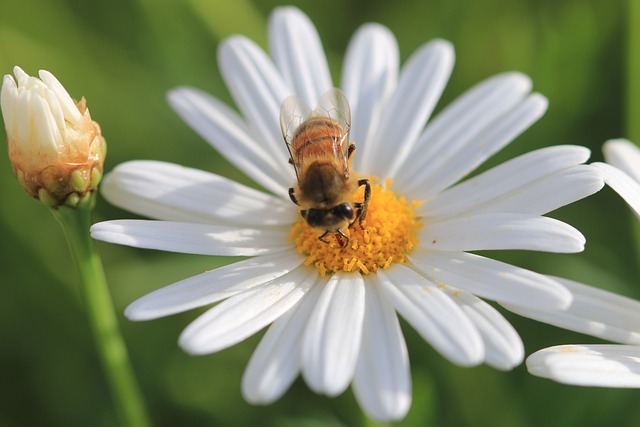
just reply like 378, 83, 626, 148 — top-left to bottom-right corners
347, 143, 356, 160
289, 187, 300, 205
354, 178, 371, 225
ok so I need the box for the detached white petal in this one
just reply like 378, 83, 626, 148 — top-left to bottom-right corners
527, 345, 640, 387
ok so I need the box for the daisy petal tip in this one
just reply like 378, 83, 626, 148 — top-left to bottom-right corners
177, 333, 209, 356
525, 345, 591, 382
428, 38, 455, 57
240, 377, 279, 406
217, 34, 253, 60
365, 397, 412, 424
495, 71, 533, 95
166, 86, 191, 103
271, 4, 306, 20
123, 301, 154, 322
603, 138, 634, 154
528, 92, 549, 113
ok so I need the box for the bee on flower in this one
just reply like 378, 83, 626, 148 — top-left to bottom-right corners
87, 6, 640, 423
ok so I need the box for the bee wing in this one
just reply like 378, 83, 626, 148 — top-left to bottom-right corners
280, 94, 313, 180
313, 88, 352, 170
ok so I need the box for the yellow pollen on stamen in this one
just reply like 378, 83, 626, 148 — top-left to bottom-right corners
289, 180, 421, 276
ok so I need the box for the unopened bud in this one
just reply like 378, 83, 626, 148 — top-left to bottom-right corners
1, 66, 105, 207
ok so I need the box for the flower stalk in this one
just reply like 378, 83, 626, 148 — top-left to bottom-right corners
52, 195, 151, 427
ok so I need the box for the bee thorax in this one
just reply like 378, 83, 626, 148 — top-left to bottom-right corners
299, 161, 349, 206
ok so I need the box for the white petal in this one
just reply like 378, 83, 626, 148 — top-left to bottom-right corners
125, 250, 303, 320
38, 69, 82, 123
592, 162, 640, 217
217, 36, 292, 166
422, 145, 595, 218
242, 281, 323, 404
90, 220, 290, 256
603, 139, 640, 183
394, 72, 533, 190
527, 344, 640, 387
503, 276, 640, 344
409, 248, 572, 309
419, 213, 585, 253
364, 39, 454, 179
1, 74, 18, 137
167, 87, 291, 196
301, 272, 365, 396
179, 267, 317, 355
341, 24, 398, 173
407, 94, 548, 200
441, 288, 524, 370
352, 275, 411, 422
100, 160, 296, 226
268, 6, 332, 107
439, 165, 603, 217
378, 264, 484, 366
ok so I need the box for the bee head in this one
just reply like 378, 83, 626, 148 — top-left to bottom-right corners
303, 203, 354, 231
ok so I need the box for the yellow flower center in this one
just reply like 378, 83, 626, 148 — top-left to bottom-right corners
289, 179, 421, 276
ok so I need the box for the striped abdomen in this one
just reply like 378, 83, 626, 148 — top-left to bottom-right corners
291, 117, 346, 164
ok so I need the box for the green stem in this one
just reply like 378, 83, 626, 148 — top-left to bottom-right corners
52, 195, 151, 427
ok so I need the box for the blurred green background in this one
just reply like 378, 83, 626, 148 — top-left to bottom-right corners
2, 0, 640, 426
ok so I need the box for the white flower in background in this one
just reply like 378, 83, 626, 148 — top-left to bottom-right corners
1, 66, 104, 207
526, 139, 640, 387
91, 6, 610, 422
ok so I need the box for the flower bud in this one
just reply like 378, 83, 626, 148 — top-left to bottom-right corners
1, 66, 105, 207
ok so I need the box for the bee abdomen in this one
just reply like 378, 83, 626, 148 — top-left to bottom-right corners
292, 118, 344, 156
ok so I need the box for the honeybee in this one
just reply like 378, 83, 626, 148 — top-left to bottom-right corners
280, 88, 370, 247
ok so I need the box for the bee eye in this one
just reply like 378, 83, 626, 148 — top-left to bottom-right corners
333, 203, 353, 219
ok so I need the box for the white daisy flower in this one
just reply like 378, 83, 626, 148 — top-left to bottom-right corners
526, 139, 640, 388
91, 6, 606, 422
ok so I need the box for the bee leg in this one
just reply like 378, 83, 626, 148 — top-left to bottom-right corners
355, 178, 371, 224
318, 230, 331, 244
289, 188, 300, 205
334, 230, 350, 248
347, 143, 356, 159
318, 230, 349, 248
